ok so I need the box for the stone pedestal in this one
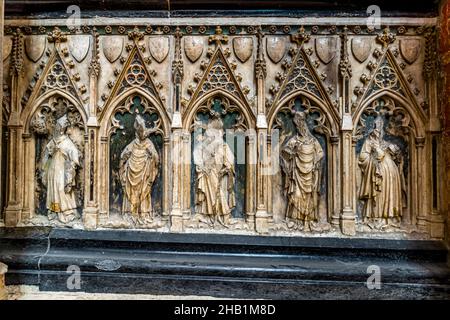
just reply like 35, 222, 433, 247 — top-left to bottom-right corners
340, 211, 356, 236
83, 207, 99, 230
0, 262, 7, 300
255, 211, 270, 234
170, 210, 184, 232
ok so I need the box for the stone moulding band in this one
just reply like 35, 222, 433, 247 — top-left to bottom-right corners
4, 17, 438, 27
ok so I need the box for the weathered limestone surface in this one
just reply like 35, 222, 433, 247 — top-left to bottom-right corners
0, 7, 446, 241
0, 2, 449, 297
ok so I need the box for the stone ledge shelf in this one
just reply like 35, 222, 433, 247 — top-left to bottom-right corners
1, 227, 449, 299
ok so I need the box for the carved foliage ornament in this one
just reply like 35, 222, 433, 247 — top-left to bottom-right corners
192, 95, 247, 133
274, 96, 332, 139
354, 97, 413, 143
376, 28, 396, 49
31, 95, 85, 147
110, 95, 163, 137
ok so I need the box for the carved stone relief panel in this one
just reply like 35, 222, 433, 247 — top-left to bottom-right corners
185, 95, 251, 232
354, 97, 416, 234
1, 22, 443, 239
106, 95, 166, 230
29, 95, 85, 226
271, 96, 333, 234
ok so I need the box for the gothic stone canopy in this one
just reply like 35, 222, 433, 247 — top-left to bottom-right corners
0, 2, 445, 241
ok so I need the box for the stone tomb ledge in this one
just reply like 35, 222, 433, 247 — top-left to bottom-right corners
0, 227, 449, 299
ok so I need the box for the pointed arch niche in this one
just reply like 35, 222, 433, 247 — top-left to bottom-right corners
353, 92, 428, 233
21, 90, 87, 225
181, 90, 257, 231
11, 43, 90, 227
98, 89, 171, 229
268, 92, 340, 231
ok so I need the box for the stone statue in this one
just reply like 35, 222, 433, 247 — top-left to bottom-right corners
280, 111, 324, 231
358, 116, 403, 229
193, 115, 236, 226
119, 115, 159, 223
41, 115, 81, 223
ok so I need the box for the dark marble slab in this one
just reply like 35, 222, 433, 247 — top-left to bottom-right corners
1, 227, 449, 299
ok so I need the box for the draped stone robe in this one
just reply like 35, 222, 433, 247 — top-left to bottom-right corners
119, 137, 159, 218
194, 136, 236, 223
42, 134, 80, 223
281, 134, 323, 222
358, 134, 403, 221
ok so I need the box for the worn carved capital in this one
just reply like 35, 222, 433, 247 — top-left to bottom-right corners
376, 27, 396, 49
47, 27, 68, 44
290, 26, 311, 47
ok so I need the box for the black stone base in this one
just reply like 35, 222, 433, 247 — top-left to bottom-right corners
1, 227, 449, 299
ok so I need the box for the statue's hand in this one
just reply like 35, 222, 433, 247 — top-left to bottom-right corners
147, 150, 155, 159
314, 161, 321, 171
64, 185, 72, 193
388, 144, 399, 155
47, 145, 55, 156
219, 167, 230, 178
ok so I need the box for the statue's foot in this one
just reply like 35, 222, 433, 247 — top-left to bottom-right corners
388, 218, 401, 228
139, 213, 152, 224
58, 210, 76, 224
310, 221, 327, 232
374, 219, 385, 230
47, 212, 57, 221
303, 221, 311, 232
366, 220, 376, 230
287, 221, 296, 229
222, 215, 231, 226
123, 213, 138, 225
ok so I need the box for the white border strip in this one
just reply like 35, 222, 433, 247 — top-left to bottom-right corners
4, 17, 438, 27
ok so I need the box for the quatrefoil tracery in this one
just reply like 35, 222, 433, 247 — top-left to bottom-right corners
125, 63, 147, 86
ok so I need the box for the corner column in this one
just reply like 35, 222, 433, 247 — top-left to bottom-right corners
83, 28, 101, 229
339, 28, 356, 235
4, 28, 24, 227
170, 27, 185, 232
254, 28, 270, 233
